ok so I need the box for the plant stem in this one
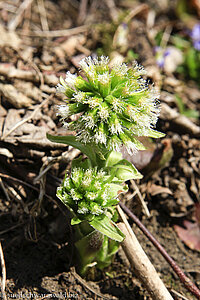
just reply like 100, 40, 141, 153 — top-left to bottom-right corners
119, 201, 200, 299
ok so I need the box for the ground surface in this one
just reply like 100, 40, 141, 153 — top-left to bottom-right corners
0, 1, 200, 299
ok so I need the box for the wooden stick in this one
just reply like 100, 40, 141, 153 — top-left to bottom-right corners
117, 206, 173, 300
0, 242, 7, 300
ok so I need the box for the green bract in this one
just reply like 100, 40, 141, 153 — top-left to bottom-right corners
57, 56, 164, 154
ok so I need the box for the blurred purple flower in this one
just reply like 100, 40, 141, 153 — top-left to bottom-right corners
190, 23, 200, 51
154, 46, 170, 68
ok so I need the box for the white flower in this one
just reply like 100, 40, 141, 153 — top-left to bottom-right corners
56, 56, 164, 152
65, 71, 77, 88
56, 105, 69, 119
94, 131, 107, 145
56, 83, 66, 93
97, 73, 110, 85
98, 106, 109, 121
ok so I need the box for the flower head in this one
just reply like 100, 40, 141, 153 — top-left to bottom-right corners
57, 168, 122, 221
57, 56, 164, 153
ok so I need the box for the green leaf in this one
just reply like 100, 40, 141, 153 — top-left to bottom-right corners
183, 110, 199, 119
147, 129, 165, 139
89, 214, 125, 242
71, 156, 92, 170
105, 151, 122, 167
47, 133, 97, 165
111, 159, 143, 181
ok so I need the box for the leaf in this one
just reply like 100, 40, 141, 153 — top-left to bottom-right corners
71, 156, 92, 170
89, 214, 125, 242
174, 222, 200, 251
111, 159, 143, 181
105, 151, 123, 167
108, 183, 128, 198
47, 133, 97, 165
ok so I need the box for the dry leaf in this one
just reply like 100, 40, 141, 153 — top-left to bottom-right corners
174, 204, 200, 251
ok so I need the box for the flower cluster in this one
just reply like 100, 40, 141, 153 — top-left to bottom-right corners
57, 168, 122, 221
57, 56, 164, 154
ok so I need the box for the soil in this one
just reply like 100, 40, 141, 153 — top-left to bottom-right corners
0, 1, 200, 299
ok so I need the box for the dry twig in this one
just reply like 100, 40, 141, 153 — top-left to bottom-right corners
19, 25, 89, 37
0, 64, 58, 86
130, 180, 150, 218
8, 0, 34, 31
0, 178, 11, 203
37, 0, 49, 31
78, 0, 88, 25
104, 0, 118, 22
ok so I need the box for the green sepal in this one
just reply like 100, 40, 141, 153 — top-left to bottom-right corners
59, 77, 74, 98
89, 214, 125, 242
123, 131, 146, 150
56, 187, 76, 217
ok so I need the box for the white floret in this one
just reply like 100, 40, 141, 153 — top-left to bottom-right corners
56, 105, 69, 119
56, 83, 66, 93
94, 131, 107, 145
98, 106, 109, 121
65, 71, 77, 88
97, 73, 110, 85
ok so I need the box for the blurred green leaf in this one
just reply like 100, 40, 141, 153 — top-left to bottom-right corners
89, 214, 125, 242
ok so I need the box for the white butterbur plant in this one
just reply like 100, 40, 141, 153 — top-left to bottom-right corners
47, 56, 164, 275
